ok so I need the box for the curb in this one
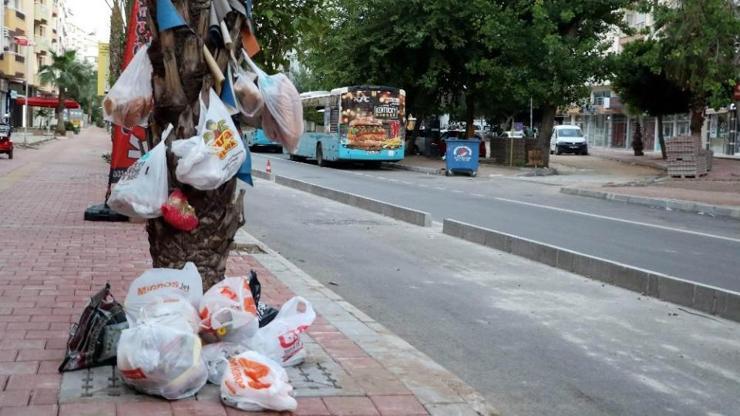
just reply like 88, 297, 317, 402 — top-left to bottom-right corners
442, 219, 740, 323
560, 187, 740, 220
589, 152, 667, 171
382, 162, 443, 175
252, 169, 432, 227
235, 229, 496, 416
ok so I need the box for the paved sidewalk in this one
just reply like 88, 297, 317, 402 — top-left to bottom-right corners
0, 128, 489, 415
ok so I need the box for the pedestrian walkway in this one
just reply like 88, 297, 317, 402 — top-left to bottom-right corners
0, 128, 489, 415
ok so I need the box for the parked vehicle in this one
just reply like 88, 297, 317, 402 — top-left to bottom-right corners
0, 122, 13, 159
502, 130, 524, 139
436, 130, 486, 159
289, 86, 405, 167
550, 125, 588, 155
244, 128, 282, 153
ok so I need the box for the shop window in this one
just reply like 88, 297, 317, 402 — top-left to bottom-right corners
593, 90, 611, 106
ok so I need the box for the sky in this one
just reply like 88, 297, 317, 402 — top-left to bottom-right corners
66, 0, 112, 42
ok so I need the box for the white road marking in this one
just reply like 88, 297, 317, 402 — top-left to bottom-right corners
494, 197, 740, 243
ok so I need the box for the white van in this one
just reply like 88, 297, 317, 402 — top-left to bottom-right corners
551, 125, 588, 155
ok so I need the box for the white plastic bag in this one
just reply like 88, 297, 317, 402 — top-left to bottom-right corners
243, 50, 302, 152
124, 262, 203, 326
199, 276, 259, 344
117, 314, 208, 400
136, 295, 200, 334
202, 342, 246, 384
108, 136, 169, 219
103, 45, 153, 128
172, 89, 247, 190
249, 296, 316, 367
220, 350, 297, 412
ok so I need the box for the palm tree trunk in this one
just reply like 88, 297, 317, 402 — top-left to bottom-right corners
145, 0, 245, 290
55, 88, 66, 136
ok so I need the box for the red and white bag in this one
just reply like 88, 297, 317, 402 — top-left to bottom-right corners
220, 350, 297, 412
199, 276, 259, 344
248, 296, 315, 367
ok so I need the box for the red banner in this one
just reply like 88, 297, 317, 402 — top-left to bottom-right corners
108, 0, 152, 189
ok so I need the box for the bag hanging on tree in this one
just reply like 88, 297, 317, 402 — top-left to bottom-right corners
124, 262, 203, 327
161, 188, 199, 232
242, 50, 303, 152
59, 284, 128, 372
103, 45, 153, 128
172, 89, 247, 190
220, 350, 297, 412
248, 296, 315, 367
199, 276, 260, 345
117, 314, 208, 400
233, 66, 264, 120
108, 129, 171, 219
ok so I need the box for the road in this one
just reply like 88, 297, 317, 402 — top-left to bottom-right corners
242, 178, 740, 416
251, 152, 740, 292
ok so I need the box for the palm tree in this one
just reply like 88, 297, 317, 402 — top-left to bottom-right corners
38, 51, 88, 136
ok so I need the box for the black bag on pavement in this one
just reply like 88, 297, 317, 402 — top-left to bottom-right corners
58, 283, 128, 372
248, 270, 279, 327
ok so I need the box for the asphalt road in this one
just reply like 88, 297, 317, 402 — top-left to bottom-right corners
252, 153, 740, 292
242, 179, 740, 416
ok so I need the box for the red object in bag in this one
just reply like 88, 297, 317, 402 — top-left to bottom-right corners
161, 189, 199, 232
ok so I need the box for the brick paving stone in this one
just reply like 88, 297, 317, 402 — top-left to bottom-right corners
59, 402, 116, 416
0, 404, 58, 416
115, 401, 174, 416
0, 352, 18, 362
29, 389, 58, 406
36, 362, 59, 375
293, 397, 331, 416
16, 349, 65, 362
369, 395, 428, 416
0, 390, 31, 407
323, 397, 380, 416
0, 361, 39, 375
170, 400, 228, 416
6, 374, 61, 391
224, 408, 285, 416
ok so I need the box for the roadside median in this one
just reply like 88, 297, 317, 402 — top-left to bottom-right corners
442, 218, 740, 323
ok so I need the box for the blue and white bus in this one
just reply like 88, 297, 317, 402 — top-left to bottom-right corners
243, 127, 283, 152
289, 86, 406, 166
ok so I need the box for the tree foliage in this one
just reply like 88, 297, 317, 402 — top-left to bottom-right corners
38, 51, 90, 135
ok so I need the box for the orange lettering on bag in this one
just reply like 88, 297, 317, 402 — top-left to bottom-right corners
219, 286, 238, 301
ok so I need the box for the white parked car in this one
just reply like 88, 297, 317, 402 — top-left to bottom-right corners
502, 130, 524, 139
551, 125, 588, 155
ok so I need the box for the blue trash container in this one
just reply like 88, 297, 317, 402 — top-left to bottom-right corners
445, 139, 479, 177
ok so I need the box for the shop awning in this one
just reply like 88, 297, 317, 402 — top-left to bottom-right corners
15, 97, 81, 109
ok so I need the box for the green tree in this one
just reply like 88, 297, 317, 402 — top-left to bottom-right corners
611, 39, 691, 158
653, 0, 739, 136
38, 51, 89, 136
508, 0, 633, 165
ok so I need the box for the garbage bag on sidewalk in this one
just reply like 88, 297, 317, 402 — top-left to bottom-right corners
242, 50, 302, 152
59, 283, 128, 372
202, 342, 247, 384
103, 45, 153, 128
136, 295, 200, 334
247, 270, 278, 328
124, 262, 203, 326
220, 350, 297, 412
117, 313, 208, 400
199, 276, 259, 345
172, 89, 247, 190
249, 296, 315, 367
108, 135, 170, 219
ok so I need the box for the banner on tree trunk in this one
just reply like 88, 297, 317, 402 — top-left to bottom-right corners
108, 0, 153, 188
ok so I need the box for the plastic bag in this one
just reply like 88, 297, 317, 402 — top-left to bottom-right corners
137, 295, 200, 334
249, 297, 315, 367
124, 262, 203, 326
59, 284, 128, 372
220, 350, 297, 412
202, 342, 246, 384
172, 89, 247, 190
199, 276, 259, 345
233, 67, 263, 118
247, 270, 278, 328
108, 135, 169, 219
242, 50, 302, 152
103, 45, 153, 128
161, 189, 199, 232
117, 313, 208, 400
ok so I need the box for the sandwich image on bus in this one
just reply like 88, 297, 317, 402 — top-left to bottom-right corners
288, 85, 406, 166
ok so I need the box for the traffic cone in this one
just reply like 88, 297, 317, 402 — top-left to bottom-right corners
266, 159, 272, 175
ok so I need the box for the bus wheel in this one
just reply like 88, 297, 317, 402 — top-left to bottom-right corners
316, 144, 327, 167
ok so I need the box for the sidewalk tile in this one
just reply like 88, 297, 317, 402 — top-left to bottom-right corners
29, 388, 57, 406
0, 390, 30, 406
0, 361, 39, 375
115, 401, 173, 416
323, 397, 380, 416
59, 402, 116, 416
6, 374, 60, 390
0, 340, 44, 350
224, 408, 284, 415
0, 352, 18, 362
170, 400, 228, 416
16, 349, 64, 362
0, 404, 57, 416
37, 362, 59, 375
292, 397, 331, 415
370, 395, 428, 416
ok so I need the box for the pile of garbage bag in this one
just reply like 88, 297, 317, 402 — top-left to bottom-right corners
114, 263, 314, 411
